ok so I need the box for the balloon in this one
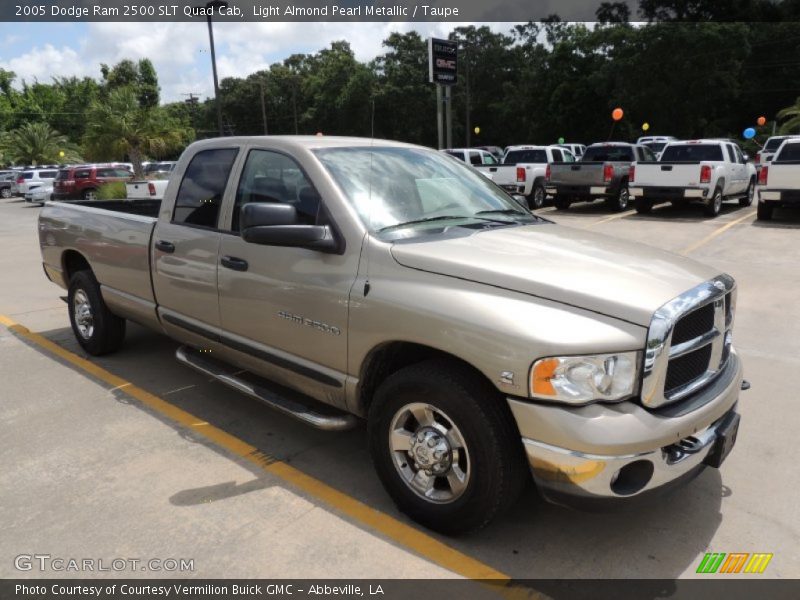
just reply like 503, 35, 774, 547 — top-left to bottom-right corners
474, 126, 480, 135
757, 116, 766, 126
612, 108, 624, 121
558, 137, 565, 144
58, 150, 65, 158
743, 127, 756, 139
642, 122, 650, 131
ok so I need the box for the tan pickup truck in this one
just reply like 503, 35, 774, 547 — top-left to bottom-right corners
38, 137, 744, 534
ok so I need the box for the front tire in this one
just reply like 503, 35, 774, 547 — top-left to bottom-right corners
704, 187, 723, 217
0, 187, 10, 199
68, 270, 126, 356
368, 360, 528, 535
528, 183, 546, 210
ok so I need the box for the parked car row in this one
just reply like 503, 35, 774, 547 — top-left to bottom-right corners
446, 133, 799, 221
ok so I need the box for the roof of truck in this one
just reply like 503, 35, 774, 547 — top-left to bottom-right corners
188, 135, 420, 152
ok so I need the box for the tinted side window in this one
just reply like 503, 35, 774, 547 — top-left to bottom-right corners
775, 143, 800, 162
75, 170, 91, 179
40, 171, 58, 178
96, 168, 114, 178
551, 149, 563, 162
469, 152, 482, 166
232, 149, 320, 231
173, 148, 239, 228
484, 153, 498, 165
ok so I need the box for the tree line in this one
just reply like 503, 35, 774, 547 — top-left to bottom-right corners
2, 8, 800, 167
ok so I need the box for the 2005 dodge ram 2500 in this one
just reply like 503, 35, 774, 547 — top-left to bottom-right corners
39, 137, 744, 534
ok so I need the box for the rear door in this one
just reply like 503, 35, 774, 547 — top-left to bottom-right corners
152, 146, 240, 341
215, 147, 355, 402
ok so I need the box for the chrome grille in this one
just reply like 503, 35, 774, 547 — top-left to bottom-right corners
641, 275, 735, 408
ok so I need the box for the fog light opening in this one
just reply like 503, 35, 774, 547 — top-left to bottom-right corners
610, 460, 655, 496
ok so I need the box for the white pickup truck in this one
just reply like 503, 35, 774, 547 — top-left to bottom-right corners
629, 139, 756, 217
126, 178, 170, 201
756, 137, 800, 220
476, 145, 575, 209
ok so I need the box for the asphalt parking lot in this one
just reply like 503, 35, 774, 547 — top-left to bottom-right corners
1, 195, 799, 581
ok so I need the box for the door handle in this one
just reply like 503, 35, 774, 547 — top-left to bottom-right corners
155, 240, 175, 253
221, 256, 249, 272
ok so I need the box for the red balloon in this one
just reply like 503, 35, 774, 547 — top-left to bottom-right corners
612, 108, 624, 121
757, 116, 766, 126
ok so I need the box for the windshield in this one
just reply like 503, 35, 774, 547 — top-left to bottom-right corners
660, 144, 723, 162
582, 146, 633, 162
314, 146, 535, 235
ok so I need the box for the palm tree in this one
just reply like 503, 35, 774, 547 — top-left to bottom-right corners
83, 86, 192, 179
1, 122, 81, 165
777, 97, 800, 134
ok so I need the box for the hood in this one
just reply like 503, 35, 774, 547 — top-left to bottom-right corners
390, 224, 722, 326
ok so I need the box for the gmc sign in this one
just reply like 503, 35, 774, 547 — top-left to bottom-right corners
428, 37, 458, 85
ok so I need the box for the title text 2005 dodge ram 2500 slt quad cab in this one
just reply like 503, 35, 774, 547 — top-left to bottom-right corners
39, 137, 744, 534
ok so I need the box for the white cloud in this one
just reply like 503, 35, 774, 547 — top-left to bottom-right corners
0, 22, 510, 102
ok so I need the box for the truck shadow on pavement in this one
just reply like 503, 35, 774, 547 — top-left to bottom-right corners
36, 322, 727, 580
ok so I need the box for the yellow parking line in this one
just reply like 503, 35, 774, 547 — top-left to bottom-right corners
681, 210, 756, 255
0, 314, 509, 582
585, 209, 636, 227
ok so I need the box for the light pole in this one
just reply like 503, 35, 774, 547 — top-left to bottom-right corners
204, 0, 228, 137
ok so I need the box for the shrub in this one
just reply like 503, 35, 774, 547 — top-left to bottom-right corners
96, 181, 127, 200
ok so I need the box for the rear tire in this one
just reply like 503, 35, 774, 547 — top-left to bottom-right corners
739, 179, 755, 207
368, 360, 528, 535
704, 187, 723, 217
756, 201, 773, 221
554, 196, 571, 211
68, 270, 126, 356
606, 184, 629, 212
529, 183, 546, 210
0, 187, 10, 199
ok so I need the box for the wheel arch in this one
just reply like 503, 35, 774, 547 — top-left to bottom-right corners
62, 249, 93, 283
355, 341, 502, 418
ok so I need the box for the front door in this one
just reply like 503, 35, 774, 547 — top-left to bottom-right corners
216, 148, 358, 405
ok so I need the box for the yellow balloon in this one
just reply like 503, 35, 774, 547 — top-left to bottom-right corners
474, 126, 480, 135
642, 123, 650, 131
59, 150, 65, 157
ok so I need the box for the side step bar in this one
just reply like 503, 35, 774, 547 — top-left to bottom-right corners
175, 345, 358, 431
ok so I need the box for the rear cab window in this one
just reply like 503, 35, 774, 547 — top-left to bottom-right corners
660, 144, 723, 162
504, 149, 547, 164
582, 146, 634, 162
172, 148, 239, 229
775, 143, 800, 162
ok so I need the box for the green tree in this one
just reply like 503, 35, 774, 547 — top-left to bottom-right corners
1, 122, 81, 165
83, 86, 192, 178
777, 97, 800, 134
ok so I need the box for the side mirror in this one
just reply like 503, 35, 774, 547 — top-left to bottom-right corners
240, 202, 338, 252
742, 153, 750, 162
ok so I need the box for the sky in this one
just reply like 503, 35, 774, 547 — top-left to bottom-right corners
0, 22, 509, 103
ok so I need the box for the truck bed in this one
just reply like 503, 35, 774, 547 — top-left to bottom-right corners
548, 161, 609, 186
39, 199, 159, 315
630, 161, 706, 188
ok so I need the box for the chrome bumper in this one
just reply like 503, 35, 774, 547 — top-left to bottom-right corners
510, 353, 743, 505
522, 407, 737, 505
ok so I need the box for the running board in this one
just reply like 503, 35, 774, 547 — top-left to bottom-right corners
175, 345, 358, 431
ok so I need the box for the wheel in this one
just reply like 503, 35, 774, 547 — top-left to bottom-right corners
606, 184, 629, 212
528, 183, 546, 210
554, 196, 571, 211
68, 270, 126, 356
756, 201, 773, 221
83, 189, 97, 200
368, 360, 528, 535
704, 187, 723, 217
635, 199, 653, 214
739, 180, 755, 207
0, 187, 10, 199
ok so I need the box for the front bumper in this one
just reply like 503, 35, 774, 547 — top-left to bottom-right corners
509, 352, 742, 507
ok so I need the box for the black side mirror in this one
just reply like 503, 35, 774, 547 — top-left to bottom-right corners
240, 202, 338, 252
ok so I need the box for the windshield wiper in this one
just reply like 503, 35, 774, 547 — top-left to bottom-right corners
378, 215, 478, 232
475, 208, 528, 217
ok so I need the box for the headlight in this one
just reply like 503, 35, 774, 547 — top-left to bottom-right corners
530, 352, 639, 405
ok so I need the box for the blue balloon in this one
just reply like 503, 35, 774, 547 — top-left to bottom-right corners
743, 127, 756, 139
